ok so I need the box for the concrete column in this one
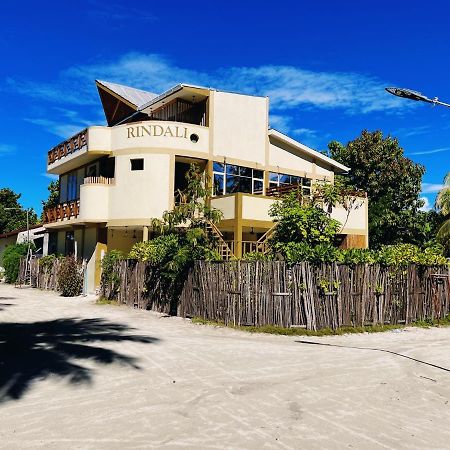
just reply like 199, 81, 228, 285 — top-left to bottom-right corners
42, 232, 49, 256
143, 226, 149, 242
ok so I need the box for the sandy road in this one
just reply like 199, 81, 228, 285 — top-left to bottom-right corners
0, 282, 450, 449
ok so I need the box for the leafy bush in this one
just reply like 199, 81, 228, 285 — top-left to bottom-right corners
100, 250, 124, 297
57, 256, 83, 296
375, 243, 447, 266
2, 243, 31, 283
242, 251, 273, 261
38, 254, 58, 272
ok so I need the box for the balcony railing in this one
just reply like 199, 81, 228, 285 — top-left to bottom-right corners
83, 176, 115, 185
48, 129, 88, 165
44, 200, 80, 223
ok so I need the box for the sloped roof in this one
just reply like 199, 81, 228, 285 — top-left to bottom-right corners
96, 80, 158, 108
268, 129, 350, 173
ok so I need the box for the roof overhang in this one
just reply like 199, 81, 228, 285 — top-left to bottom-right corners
268, 129, 350, 174
139, 84, 210, 114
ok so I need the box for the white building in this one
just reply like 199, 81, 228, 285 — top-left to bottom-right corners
43, 80, 368, 291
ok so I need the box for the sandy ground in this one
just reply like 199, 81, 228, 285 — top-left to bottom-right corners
0, 284, 450, 449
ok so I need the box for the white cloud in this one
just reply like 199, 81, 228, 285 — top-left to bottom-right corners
269, 115, 293, 133
0, 144, 15, 155
41, 173, 58, 180
409, 147, 450, 156
422, 183, 444, 194
7, 52, 411, 116
24, 118, 86, 140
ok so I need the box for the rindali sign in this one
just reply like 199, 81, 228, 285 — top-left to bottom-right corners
126, 124, 189, 139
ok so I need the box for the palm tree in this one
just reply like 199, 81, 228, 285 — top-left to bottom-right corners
436, 173, 450, 242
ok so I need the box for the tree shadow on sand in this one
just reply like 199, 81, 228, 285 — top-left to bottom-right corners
0, 297, 15, 311
0, 317, 158, 403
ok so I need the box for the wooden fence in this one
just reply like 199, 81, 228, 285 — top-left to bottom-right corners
17, 257, 84, 292
178, 261, 450, 330
100, 260, 175, 314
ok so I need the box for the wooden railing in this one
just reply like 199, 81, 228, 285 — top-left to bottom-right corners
44, 200, 80, 223
266, 184, 306, 197
48, 129, 88, 165
83, 176, 115, 185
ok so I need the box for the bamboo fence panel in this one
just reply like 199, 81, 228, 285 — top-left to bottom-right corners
178, 261, 450, 330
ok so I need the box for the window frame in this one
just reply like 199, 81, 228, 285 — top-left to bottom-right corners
213, 162, 264, 196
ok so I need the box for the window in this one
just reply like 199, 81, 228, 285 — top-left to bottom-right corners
213, 162, 264, 196
131, 158, 144, 171
67, 173, 77, 201
269, 172, 312, 195
86, 163, 98, 177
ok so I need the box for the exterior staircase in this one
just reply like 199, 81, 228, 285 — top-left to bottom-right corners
206, 221, 235, 260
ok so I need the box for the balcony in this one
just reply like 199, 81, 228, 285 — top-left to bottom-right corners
43, 177, 114, 225
47, 127, 111, 175
44, 200, 80, 223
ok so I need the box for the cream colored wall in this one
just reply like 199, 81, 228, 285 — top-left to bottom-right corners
242, 196, 276, 221
210, 196, 235, 220
57, 231, 66, 254
211, 91, 267, 165
82, 227, 98, 260
88, 126, 111, 151
74, 229, 83, 258
315, 161, 334, 178
107, 229, 142, 254
268, 142, 314, 174
79, 184, 110, 221
110, 121, 209, 156
330, 198, 367, 233
109, 153, 171, 221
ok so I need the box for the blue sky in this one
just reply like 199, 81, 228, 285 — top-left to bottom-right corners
1, 0, 450, 213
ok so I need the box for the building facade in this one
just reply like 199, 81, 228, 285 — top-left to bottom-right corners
43, 80, 368, 291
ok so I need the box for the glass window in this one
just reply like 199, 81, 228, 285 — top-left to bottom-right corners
226, 164, 239, 176
253, 180, 263, 193
67, 173, 77, 201
279, 174, 290, 184
239, 166, 252, 177
213, 173, 224, 196
269, 172, 278, 182
213, 162, 224, 173
253, 170, 264, 180
213, 162, 264, 196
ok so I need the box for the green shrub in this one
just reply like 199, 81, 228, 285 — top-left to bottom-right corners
38, 254, 58, 273
2, 243, 30, 283
100, 250, 124, 296
57, 256, 83, 296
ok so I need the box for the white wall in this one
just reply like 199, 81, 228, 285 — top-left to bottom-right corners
109, 153, 171, 220
242, 196, 276, 221
211, 91, 267, 165
210, 196, 235, 220
109, 121, 209, 155
79, 184, 110, 221
268, 142, 314, 174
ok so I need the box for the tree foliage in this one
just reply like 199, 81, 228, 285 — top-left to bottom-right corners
41, 180, 59, 220
0, 188, 38, 234
268, 191, 341, 263
57, 256, 83, 296
436, 172, 450, 250
327, 130, 429, 248
2, 243, 30, 283
127, 164, 223, 306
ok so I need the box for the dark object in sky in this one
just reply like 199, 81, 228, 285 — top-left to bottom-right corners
385, 87, 434, 103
